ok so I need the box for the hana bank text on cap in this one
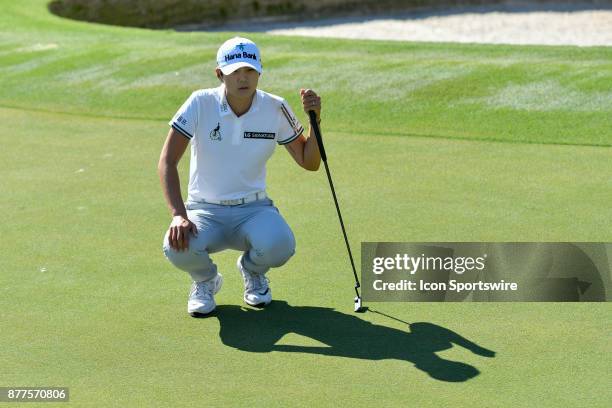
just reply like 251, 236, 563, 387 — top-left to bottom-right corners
216, 37, 263, 75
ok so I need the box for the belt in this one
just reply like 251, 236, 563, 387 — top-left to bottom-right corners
201, 191, 267, 206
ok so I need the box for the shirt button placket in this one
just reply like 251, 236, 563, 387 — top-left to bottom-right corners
232, 118, 243, 145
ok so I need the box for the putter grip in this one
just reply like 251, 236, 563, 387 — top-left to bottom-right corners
308, 110, 327, 162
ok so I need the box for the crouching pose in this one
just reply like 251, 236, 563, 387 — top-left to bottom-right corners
158, 37, 322, 316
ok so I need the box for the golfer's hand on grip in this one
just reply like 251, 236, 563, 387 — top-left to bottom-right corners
300, 88, 321, 122
168, 215, 198, 251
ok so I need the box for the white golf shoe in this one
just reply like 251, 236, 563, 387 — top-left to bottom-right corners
237, 256, 272, 307
187, 273, 223, 317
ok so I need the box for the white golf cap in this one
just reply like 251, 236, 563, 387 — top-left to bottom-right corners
216, 37, 262, 75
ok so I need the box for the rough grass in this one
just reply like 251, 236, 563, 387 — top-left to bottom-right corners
45, 0, 507, 28
1, 1, 611, 407
2, 2, 611, 146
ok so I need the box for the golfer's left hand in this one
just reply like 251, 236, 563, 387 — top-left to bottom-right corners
300, 88, 321, 122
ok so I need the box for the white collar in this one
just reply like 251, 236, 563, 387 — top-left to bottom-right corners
218, 84, 260, 117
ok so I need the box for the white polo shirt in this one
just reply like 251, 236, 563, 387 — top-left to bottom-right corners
169, 84, 304, 202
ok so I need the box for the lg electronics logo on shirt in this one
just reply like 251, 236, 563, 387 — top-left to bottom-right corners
244, 132, 275, 140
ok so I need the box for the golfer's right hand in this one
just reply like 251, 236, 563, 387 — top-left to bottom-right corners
167, 215, 198, 251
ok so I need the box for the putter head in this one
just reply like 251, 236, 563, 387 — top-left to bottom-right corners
354, 296, 365, 313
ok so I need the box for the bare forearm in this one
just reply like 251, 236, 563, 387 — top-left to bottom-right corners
298, 88, 322, 171
158, 162, 187, 217
303, 126, 322, 171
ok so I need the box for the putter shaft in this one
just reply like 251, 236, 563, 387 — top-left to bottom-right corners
308, 110, 361, 299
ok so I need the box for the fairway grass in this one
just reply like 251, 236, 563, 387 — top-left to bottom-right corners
1, 1, 611, 407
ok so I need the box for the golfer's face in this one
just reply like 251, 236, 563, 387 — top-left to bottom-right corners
225, 67, 259, 98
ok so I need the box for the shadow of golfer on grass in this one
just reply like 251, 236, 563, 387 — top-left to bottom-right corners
215, 301, 495, 382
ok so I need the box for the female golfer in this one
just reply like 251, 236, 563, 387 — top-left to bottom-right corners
159, 37, 321, 316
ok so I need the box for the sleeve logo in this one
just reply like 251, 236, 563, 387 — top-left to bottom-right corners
280, 104, 300, 134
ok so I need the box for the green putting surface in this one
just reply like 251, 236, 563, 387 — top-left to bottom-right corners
1, 1, 611, 407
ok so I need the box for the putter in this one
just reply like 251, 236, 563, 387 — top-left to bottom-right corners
308, 110, 365, 313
